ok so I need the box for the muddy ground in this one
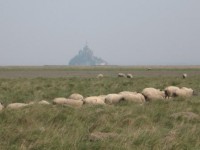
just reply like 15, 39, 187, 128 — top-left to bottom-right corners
0, 66, 200, 78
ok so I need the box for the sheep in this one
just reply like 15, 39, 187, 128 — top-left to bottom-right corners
38, 100, 50, 105
147, 68, 152, 71
119, 91, 137, 95
105, 94, 124, 104
83, 96, 106, 105
68, 93, 84, 101
118, 73, 126, 78
53, 97, 83, 107
174, 87, 194, 98
97, 74, 104, 79
119, 92, 145, 103
126, 74, 133, 78
64, 99, 83, 107
182, 73, 187, 79
53, 98, 68, 105
0, 102, 4, 111
164, 86, 180, 98
142, 88, 165, 101
7, 103, 29, 110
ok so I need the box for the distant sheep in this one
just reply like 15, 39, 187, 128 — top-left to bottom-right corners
0, 102, 4, 111
83, 96, 106, 105
105, 94, 124, 104
164, 86, 180, 98
97, 74, 104, 79
119, 91, 145, 103
7, 103, 28, 110
126, 74, 133, 78
182, 73, 187, 79
142, 88, 165, 101
147, 68, 152, 71
69, 93, 84, 101
53, 98, 83, 107
174, 87, 194, 98
118, 73, 126, 78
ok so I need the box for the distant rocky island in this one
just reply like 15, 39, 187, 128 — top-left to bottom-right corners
69, 45, 108, 66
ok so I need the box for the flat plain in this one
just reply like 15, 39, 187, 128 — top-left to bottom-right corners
0, 66, 200, 150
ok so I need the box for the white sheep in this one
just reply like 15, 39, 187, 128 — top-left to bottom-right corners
119, 91, 137, 95
68, 93, 84, 101
164, 86, 180, 98
105, 94, 124, 104
38, 100, 50, 105
97, 74, 104, 79
119, 92, 145, 103
7, 103, 29, 110
174, 87, 194, 98
142, 88, 165, 101
118, 73, 126, 78
53, 98, 83, 107
126, 74, 133, 78
182, 73, 187, 79
83, 96, 106, 105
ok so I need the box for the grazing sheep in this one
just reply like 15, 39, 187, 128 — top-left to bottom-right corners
105, 94, 124, 104
142, 88, 165, 101
83, 96, 106, 105
53, 98, 83, 107
38, 100, 50, 105
69, 93, 84, 101
97, 74, 104, 79
7, 103, 28, 110
119, 92, 145, 103
174, 87, 194, 98
164, 86, 180, 98
118, 73, 126, 78
0, 102, 4, 111
182, 73, 187, 79
126, 74, 133, 78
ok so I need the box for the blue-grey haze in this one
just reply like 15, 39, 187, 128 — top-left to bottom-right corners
0, 0, 200, 66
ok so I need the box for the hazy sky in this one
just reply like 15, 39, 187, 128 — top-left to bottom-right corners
0, 0, 200, 66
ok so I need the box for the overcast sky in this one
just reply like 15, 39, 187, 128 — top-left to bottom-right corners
0, 0, 200, 66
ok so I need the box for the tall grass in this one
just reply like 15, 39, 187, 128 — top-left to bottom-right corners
0, 75, 200, 149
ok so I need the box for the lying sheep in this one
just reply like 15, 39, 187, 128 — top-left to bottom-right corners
182, 73, 187, 79
53, 98, 67, 105
53, 98, 83, 107
69, 93, 84, 101
142, 88, 165, 101
119, 92, 145, 103
7, 103, 29, 110
164, 86, 180, 98
105, 94, 124, 104
126, 74, 133, 78
38, 100, 50, 105
118, 73, 126, 78
97, 74, 104, 79
83, 96, 106, 105
0, 102, 4, 111
174, 87, 193, 98
119, 91, 137, 95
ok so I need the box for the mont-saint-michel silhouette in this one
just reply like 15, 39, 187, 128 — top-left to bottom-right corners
69, 44, 108, 66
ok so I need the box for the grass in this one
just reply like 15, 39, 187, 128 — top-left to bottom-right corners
0, 69, 200, 149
